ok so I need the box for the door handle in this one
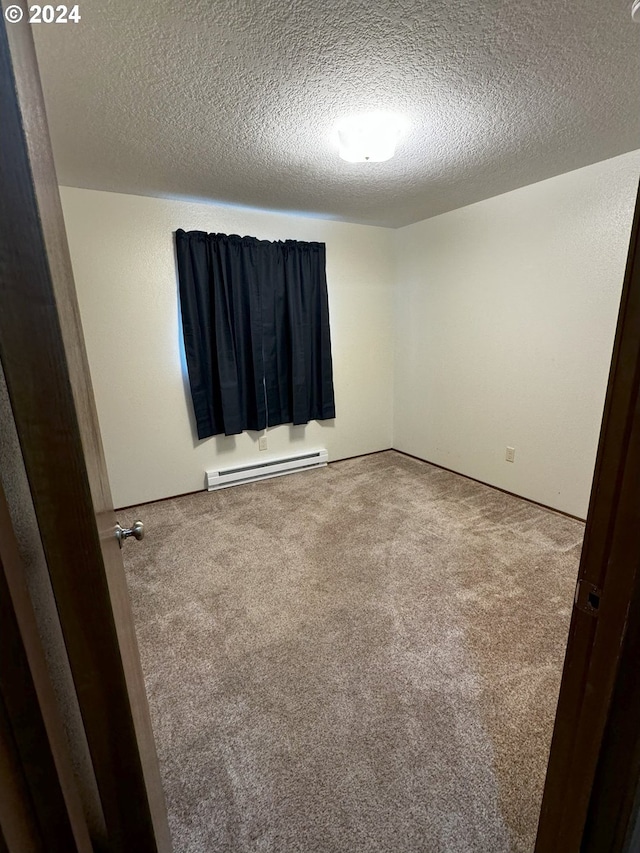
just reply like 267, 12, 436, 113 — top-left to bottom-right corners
115, 521, 144, 548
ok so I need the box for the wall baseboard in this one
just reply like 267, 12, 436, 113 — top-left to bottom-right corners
392, 449, 587, 523
118, 447, 586, 523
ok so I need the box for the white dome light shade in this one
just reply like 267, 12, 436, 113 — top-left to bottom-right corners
334, 111, 409, 163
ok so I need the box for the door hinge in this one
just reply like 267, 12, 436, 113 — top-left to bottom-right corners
574, 579, 602, 616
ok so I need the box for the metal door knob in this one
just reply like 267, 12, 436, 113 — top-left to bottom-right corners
115, 520, 144, 548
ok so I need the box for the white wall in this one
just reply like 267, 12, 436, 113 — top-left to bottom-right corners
60, 188, 395, 508
62, 151, 640, 516
393, 151, 640, 518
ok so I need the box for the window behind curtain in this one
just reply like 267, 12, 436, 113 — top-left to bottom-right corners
175, 230, 336, 439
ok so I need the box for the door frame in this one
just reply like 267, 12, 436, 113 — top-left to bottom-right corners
0, 480, 93, 853
535, 180, 640, 850
0, 9, 170, 851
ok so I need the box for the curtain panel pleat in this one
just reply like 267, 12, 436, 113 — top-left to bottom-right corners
175, 230, 335, 439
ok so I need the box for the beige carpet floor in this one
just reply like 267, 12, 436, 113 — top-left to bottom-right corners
122, 450, 584, 853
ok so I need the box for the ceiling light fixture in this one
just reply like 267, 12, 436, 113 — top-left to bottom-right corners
334, 111, 409, 163
632, 0, 640, 20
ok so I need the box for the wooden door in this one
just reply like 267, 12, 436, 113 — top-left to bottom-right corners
0, 9, 171, 851
0, 481, 92, 853
535, 180, 640, 850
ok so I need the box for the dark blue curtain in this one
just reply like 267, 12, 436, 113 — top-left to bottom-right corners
176, 230, 335, 439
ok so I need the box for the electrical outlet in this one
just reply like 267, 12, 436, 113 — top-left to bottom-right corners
505, 446, 515, 463
259, 435, 268, 451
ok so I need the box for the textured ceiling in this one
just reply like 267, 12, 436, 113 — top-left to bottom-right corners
33, 0, 640, 227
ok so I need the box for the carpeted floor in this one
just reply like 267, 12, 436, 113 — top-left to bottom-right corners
122, 451, 584, 853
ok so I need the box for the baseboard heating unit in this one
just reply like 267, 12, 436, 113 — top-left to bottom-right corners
206, 449, 329, 491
